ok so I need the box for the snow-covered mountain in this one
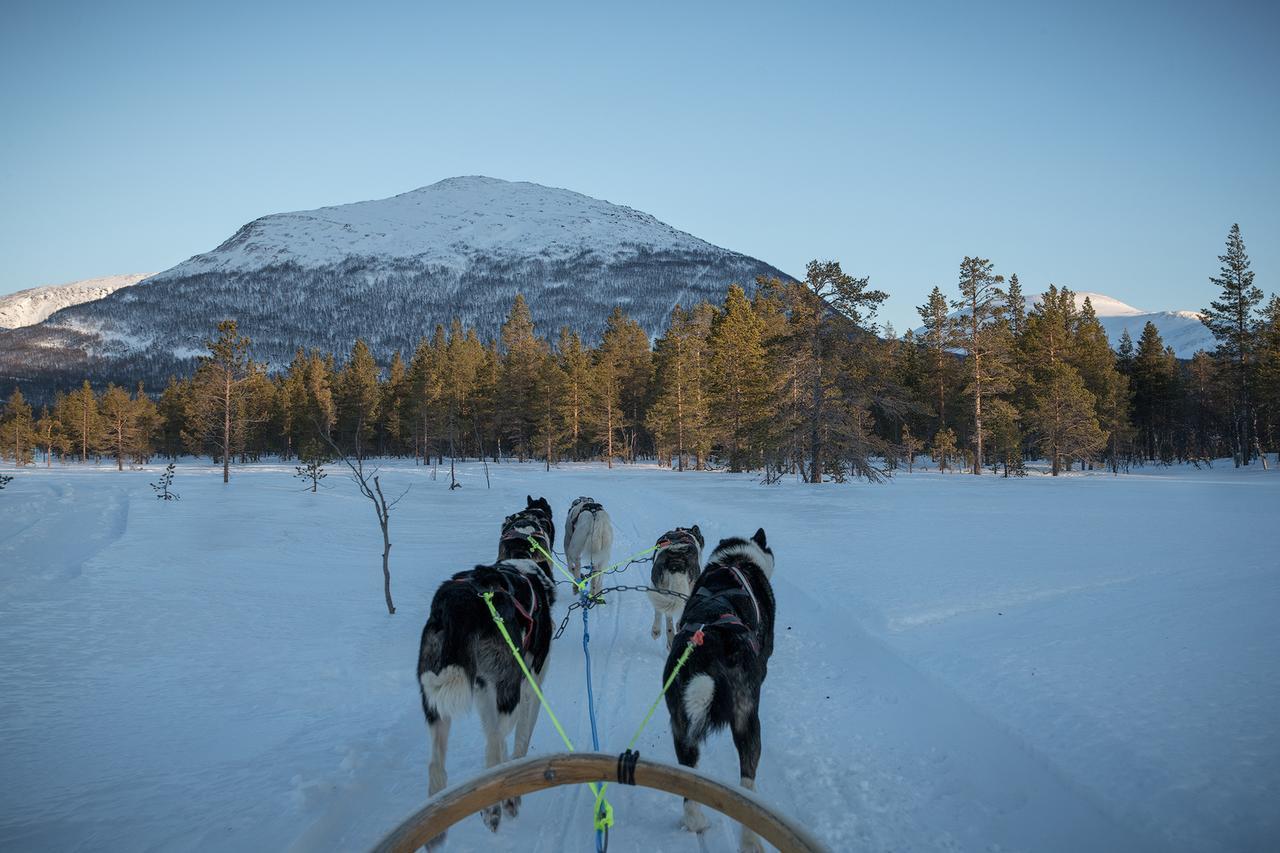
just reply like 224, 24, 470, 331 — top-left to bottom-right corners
916, 290, 1214, 359
0, 177, 791, 390
0, 274, 152, 330
1032, 291, 1213, 359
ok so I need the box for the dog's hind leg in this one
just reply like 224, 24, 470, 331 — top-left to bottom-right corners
475, 685, 514, 833
507, 661, 548, 818
423, 708, 452, 851
651, 608, 663, 641
665, 615, 675, 649
672, 730, 710, 834
731, 709, 764, 853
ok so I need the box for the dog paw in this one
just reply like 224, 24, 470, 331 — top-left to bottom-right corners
481, 804, 502, 832
681, 802, 711, 834
651, 626, 661, 640
503, 795, 521, 818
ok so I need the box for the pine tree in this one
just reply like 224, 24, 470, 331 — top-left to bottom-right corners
187, 320, 258, 483
2, 387, 35, 465
99, 384, 145, 471
706, 285, 769, 471
599, 307, 653, 462
1072, 297, 1131, 470
33, 405, 66, 466
380, 351, 408, 456
1254, 294, 1280, 461
1116, 329, 1135, 377
1029, 363, 1108, 475
1131, 322, 1178, 462
336, 339, 381, 460
1201, 224, 1264, 465
557, 327, 591, 458
951, 256, 1009, 474
58, 380, 102, 463
791, 261, 887, 482
499, 294, 547, 461
1006, 273, 1026, 339
917, 286, 955, 434
931, 426, 957, 473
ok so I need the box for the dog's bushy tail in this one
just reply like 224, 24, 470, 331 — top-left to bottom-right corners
419, 581, 490, 718
682, 673, 716, 735
588, 510, 613, 567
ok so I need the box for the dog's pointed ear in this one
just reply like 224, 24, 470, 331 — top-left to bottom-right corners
752, 527, 767, 549
527, 495, 535, 507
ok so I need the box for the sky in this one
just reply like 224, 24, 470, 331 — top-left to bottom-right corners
1, 0, 1277, 333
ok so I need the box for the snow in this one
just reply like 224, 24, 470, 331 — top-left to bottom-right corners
1, 460, 1276, 852
0, 274, 153, 329
164, 177, 726, 277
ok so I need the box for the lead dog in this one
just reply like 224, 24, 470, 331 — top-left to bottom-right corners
564, 496, 613, 597
663, 528, 775, 853
648, 525, 704, 648
498, 495, 556, 575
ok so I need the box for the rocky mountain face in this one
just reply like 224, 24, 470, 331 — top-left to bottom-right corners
0, 274, 153, 330
0, 177, 791, 392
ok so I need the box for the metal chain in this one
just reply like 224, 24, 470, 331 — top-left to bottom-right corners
552, 583, 690, 640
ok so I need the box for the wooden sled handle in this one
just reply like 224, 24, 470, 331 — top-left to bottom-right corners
371, 751, 829, 852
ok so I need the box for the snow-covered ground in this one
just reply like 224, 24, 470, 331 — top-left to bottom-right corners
1, 460, 1276, 852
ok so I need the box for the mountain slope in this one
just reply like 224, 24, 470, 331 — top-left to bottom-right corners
0, 178, 791, 389
0, 274, 153, 330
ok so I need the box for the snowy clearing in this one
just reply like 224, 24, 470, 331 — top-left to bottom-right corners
1, 460, 1276, 852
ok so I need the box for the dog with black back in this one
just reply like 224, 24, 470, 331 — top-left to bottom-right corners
648, 525, 704, 648
663, 528, 776, 853
497, 495, 556, 574
415, 497, 557, 849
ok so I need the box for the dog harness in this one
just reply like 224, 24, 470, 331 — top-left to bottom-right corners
451, 566, 542, 651
678, 561, 764, 655
655, 527, 700, 551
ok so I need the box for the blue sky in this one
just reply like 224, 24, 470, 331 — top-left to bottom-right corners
2, 0, 1276, 332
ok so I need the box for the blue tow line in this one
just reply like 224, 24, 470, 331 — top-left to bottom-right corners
580, 575, 607, 852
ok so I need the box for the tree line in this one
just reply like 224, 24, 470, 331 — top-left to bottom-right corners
3, 225, 1276, 480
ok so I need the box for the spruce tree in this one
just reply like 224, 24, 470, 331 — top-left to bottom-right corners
99, 384, 140, 471
557, 327, 591, 457
1201, 224, 1264, 465
188, 320, 257, 483
499, 294, 547, 461
1132, 322, 1177, 461
33, 405, 66, 466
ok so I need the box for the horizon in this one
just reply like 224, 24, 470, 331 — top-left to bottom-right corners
2, 1, 1277, 333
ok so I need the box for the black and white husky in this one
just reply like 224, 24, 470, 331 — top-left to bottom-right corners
648, 525, 704, 648
415, 498, 557, 849
564, 496, 613, 597
498, 495, 556, 575
663, 528, 776, 853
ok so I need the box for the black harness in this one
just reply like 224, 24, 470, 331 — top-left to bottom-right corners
656, 528, 700, 551
678, 561, 763, 655
452, 564, 544, 652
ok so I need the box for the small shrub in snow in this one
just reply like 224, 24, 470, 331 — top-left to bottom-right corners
0, 473, 13, 490
151, 463, 179, 501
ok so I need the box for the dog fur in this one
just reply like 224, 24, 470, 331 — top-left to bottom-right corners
416, 496, 557, 849
564, 496, 614, 597
648, 525, 704, 649
663, 528, 775, 853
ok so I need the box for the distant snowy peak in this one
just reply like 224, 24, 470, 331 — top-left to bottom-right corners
167, 176, 724, 277
918, 289, 1214, 359
1031, 291, 1146, 317
0, 274, 153, 329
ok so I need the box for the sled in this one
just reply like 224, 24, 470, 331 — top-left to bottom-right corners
372, 751, 828, 852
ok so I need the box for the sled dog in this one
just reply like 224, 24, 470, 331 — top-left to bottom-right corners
663, 528, 776, 853
648, 525, 704, 648
564, 496, 613, 597
497, 495, 556, 575
416, 557, 555, 848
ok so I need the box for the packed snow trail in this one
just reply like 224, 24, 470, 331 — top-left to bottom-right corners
0, 460, 1276, 852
